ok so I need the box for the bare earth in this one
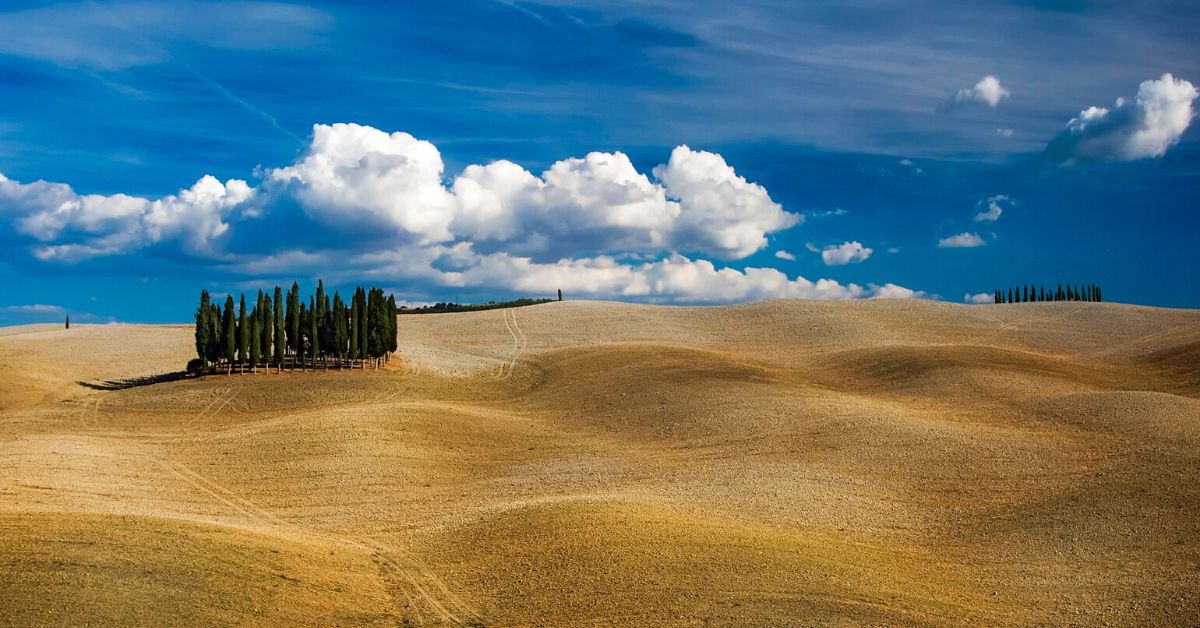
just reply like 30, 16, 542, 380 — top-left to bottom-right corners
1, 299, 1197, 626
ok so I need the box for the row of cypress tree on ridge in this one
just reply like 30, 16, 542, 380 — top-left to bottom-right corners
192, 281, 399, 374
994, 283, 1102, 304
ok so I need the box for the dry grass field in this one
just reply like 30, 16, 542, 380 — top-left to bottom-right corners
1, 299, 1198, 626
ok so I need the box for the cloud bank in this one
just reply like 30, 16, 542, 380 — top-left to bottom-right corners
0, 123, 924, 303
1046, 73, 1197, 163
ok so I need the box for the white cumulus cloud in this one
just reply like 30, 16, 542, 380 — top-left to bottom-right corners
938, 232, 985, 248
0, 171, 253, 262
0, 123, 930, 304
964, 292, 995, 304
1046, 73, 1197, 163
952, 75, 1010, 108
819, 241, 873, 265
774, 250, 796, 261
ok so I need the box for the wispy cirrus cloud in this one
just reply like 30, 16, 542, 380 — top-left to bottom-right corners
0, 1, 330, 71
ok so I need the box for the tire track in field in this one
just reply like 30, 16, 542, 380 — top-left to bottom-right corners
496, 309, 528, 381
153, 451, 480, 625
191, 384, 243, 426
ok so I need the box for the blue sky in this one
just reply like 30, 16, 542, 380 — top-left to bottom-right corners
0, 0, 1197, 324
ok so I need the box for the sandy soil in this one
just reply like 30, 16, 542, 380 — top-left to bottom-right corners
0, 299, 1197, 626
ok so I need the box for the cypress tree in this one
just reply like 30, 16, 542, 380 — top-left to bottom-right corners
387, 293, 398, 360
298, 301, 309, 369
222, 295, 236, 375
357, 287, 368, 362
207, 303, 221, 365
249, 315, 260, 373
333, 293, 347, 369
237, 294, 249, 373
309, 295, 320, 368
316, 280, 326, 325
196, 290, 211, 366
273, 286, 285, 372
286, 282, 299, 364
349, 293, 359, 369
260, 290, 273, 366
367, 287, 383, 368
65, 314, 69, 329
1095, 285, 1103, 302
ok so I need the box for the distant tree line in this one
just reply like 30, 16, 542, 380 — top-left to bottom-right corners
192, 280, 398, 374
994, 283, 1102, 304
400, 297, 556, 315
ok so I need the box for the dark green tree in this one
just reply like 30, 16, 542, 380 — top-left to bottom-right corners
222, 295, 236, 374
333, 292, 347, 368
195, 290, 211, 365
349, 292, 359, 369
273, 286, 285, 372
237, 294, 249, 373
207, 302, 221, 365
356, 286, 368, 361
309, 295, 320, 368
65, 314, 69, 329
248, 314, 260, 373
286, 282, 299, 364
298, 300, 309, 369
367, 287, 385, 368
387, 293, 398, 360
259, 290, 272, 366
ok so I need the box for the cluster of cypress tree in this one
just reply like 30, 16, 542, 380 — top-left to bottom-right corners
993, 284, 1102, 304
193, 281, 398, 374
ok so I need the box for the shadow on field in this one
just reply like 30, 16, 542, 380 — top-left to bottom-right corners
78, 371, 192, 391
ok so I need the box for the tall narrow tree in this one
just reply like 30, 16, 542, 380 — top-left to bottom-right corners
208, 302, 221, 366
249, 315, 260, 373
222, 295, 236, 375
309, 295, 320, 368
358, 287, 368, 362
387, 293, 398, 360
237, 294, 249, 373
333, 293, 347, 368
260, 290, 273, 367
349, 293, 359, 369
273, 286, 285, 372
195, 290, 212, 366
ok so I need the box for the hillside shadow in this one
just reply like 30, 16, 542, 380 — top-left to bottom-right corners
78, 371, 192, 391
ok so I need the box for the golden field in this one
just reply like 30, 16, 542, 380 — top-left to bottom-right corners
0, 299, 1197, 626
